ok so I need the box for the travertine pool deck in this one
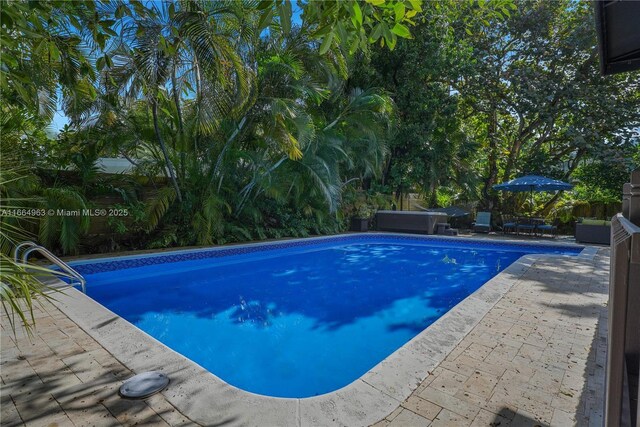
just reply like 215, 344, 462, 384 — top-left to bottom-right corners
375, 250, 609, 427
1, 239, 608, 426
0, 302, 198, 426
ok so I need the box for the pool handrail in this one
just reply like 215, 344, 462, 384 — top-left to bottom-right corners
14, 241, 86, 294
13, 241, 39, 262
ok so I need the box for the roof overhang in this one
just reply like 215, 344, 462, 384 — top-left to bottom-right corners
595, 1, 640, 75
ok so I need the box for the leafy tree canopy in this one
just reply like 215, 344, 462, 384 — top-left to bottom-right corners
352, 0, 639, 212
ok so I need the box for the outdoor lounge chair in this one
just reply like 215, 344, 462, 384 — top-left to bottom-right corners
501, 215, 517, 234
537, 219, 559, 237
516, 217, 539, 235
473, 212, 492, 233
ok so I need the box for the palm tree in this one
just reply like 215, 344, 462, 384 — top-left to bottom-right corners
102, 1, 254, 203
63, 3, 395, 246
0, 1, 123, 122
231, 26, 394, 217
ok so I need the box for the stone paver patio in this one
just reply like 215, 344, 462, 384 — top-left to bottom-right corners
375, 250, 609, 427
1, 246, 608, 426
0, 303, 199, 426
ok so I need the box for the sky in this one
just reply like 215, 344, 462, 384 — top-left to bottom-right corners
51, 105, 70, 134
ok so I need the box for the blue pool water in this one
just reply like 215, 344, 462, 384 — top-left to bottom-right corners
80, 236, 581, 398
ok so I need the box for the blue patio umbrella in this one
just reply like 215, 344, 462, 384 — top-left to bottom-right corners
493, 175, 573, 210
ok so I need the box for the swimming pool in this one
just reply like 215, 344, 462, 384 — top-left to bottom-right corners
72, 234, 582, 398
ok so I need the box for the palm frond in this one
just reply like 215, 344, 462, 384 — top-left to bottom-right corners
0, 255, 62, 336
39, 187, 89, 254
144, 187, 177, 232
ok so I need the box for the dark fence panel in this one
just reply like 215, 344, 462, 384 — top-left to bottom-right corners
605, 169, 640, 427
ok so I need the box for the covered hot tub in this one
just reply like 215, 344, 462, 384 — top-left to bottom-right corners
375, 210, 448, 235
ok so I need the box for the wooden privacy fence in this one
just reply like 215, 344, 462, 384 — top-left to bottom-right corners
606, 169, 640, 427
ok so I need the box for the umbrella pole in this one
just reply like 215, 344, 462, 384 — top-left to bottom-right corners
531, 188, 534, 214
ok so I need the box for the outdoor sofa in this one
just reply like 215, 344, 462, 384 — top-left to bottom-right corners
574, 218, 611, 245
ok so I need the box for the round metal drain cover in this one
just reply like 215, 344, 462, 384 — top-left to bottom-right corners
119, 371, 169, 399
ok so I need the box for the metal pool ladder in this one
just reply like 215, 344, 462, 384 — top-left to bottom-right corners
13, 241, 86, 294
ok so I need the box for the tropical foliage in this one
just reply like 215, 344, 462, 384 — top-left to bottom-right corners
457, 1, 639, 213
2, 0, 637, 254
0, 146, 55, 334
1, 0, 404, 253
352, 0, 639, 215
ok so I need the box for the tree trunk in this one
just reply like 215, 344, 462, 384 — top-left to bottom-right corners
482, 105, 499, 210
193, 56, 202, 152
171, 62, 186, 181
540, 150, 585, 215
171, 64, 184, 136
152, 101, 183, 203
502, 138, 523, 183
362, 177, 371, 191
428, 182, 438, 207
502, 115, 547, 182
382, 153, 394, 186
540, 191, 563, 216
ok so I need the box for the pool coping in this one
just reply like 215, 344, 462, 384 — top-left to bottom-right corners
50, 233, 597, 426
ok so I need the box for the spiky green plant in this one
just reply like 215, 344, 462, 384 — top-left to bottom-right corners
0, 256, 55, 336
0, 146, 54, 335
